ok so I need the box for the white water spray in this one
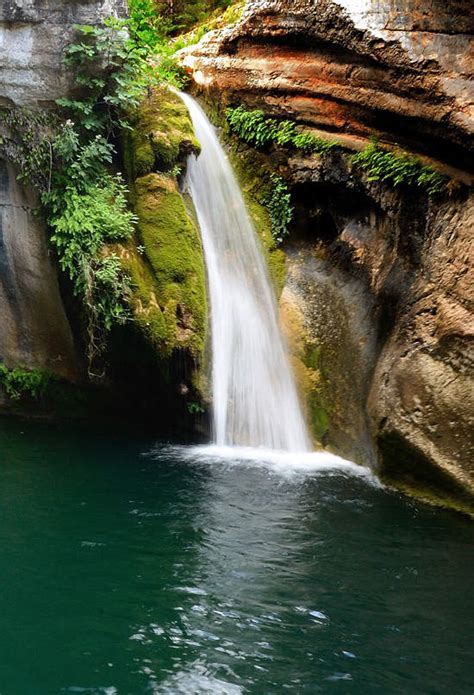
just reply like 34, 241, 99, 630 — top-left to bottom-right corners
179, 92, 310, 452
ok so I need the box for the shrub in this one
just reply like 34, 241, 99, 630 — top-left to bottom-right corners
0, 365, 53, 402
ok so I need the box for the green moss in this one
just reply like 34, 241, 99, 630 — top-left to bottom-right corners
121, 88, 208, 361
301, 343, 330, 441
118, 86, 208, 393
124, 87, 200, 179
308, 396, 330, 441
121, 173, 207, 359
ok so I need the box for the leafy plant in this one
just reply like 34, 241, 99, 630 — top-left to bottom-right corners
0, 365, 53, 402
127, 0, 189, 87
1, 4, 207, 375
155, 0, 234, 32
187, 401, 205, 415
46, 177, 134, 279
128, 0, 174, 50
41, 144, 136, 367
351, 139, 447, 195
226, 106, 338, 154
56, 18, 159, 136
263, 174, 294, 245
0, 109, 59, 192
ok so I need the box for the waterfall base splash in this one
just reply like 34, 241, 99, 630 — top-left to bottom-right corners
149, 443, 380, 485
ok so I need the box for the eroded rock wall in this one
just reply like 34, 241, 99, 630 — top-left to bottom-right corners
0, 0, 126, 107
286, 152, 474, 510
182, 0, 473, 170
0, 160, 77, 381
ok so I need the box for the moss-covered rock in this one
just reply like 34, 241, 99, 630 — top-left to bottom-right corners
124, 87, 200, 179
113, 87, 208, 424
122, 173, 207, 359
279, 287, 329, 446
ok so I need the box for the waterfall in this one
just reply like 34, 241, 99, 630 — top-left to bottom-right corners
179, 93, 310, 452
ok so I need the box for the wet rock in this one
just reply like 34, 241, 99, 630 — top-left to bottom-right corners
184, 0, 474, 509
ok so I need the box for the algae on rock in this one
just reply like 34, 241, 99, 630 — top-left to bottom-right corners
119, 87, 208, 408
124, 88, 200, 179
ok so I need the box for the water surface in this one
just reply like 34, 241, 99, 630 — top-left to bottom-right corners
0, 419, 473, 694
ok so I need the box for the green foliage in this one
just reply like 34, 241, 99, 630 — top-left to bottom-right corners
227, 107, 274, 147
263, 174, 294, 245
128, 0, 174, 50
155, 49, 189, 88
0, 365, 53, 402
57, 18, 158, 135
83, 255, 133, 367
1, 5, 206, 375
127, 0, 189, 88
187, 401, 205, 415
352, 139, 447, 195
155, 0, 234, 32
226, 106, 338, 154
0, 109, 59, 192
41, 144, 136, 366
45, 174, 135, 284
170, 1, 244, 51
0, 17, 147, 373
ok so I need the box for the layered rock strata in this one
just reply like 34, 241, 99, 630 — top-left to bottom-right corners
182, 0, 474, 171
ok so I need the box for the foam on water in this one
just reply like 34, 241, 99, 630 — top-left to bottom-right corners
148, 444, 380, 485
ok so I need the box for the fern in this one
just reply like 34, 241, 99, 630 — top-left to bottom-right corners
263, 174, 294, 245
352, 139, 447, 195
226, 106, 338, 154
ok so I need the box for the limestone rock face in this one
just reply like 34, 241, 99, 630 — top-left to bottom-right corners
281, 152, 474, 509
0, 0, 126, 107
0, 160, 77, 381
182, 0, 473, 170
368, 194, 474, 502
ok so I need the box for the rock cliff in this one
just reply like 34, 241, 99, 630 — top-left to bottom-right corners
0, 0, 125, 404
182, 0, 474, 510
0, 159, 76, 380
182, 0, 473, 170
0, 0, 126, 107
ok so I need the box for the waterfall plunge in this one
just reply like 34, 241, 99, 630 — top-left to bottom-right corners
180, 93, 310, 452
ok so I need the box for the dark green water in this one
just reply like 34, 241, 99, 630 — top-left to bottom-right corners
0, 419, 473, 695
